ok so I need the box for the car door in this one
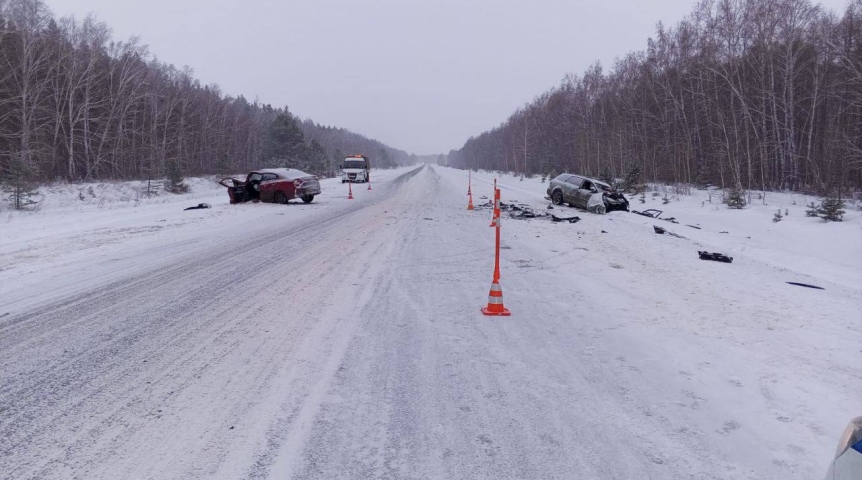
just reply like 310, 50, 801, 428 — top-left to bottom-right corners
563, 176, 583, 205
574, 179, 597, 208
258, 173, 279, 202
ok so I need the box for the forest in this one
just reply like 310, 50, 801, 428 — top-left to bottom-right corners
0, 0, 409, 193
449, 0, 862, 196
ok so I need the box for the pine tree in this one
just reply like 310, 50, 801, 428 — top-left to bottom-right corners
306, 140, 328, 176
819, 195, 846, 221
379, 148, 392, 168
164, 159, 189, 194
3, 153, 39, 210
216, 153, 233, 176
694, 161, 711, 188
623, 163, 644, 194
265, 111, 306, 167
805, 202, 820, 217
599, 168, 615, 187
773, 209, 783, 223
725, 184, 747, 209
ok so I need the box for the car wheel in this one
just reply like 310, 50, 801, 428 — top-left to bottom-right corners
274, 191, 288, 204
551, 190, 564, 205
301, 195, 314, 204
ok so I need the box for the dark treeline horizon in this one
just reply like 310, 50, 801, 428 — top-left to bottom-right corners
0, 0, 411, 186
449, 0, 862, 195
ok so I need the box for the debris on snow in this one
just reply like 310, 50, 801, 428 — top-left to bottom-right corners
183, 203, 212, 211
698, 251, 733, 263
633, 209, 663, 218
653, 225, 686, 239
551, 215, 581, 224
786, 282, 825, 290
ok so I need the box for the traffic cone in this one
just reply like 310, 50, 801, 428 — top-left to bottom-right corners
489, 188, 500, 227
481, 279, 511, 316
467, 171, 472, 196
467, 192, 474, 210
348, 181, 354, 200
367, 175, 372, 191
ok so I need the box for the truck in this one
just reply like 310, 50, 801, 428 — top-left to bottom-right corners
341, 155, 370, 183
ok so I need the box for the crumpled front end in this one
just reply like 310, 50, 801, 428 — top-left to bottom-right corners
603, 191, 629, 212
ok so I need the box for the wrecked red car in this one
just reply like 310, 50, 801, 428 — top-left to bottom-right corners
219, 168, 322, 204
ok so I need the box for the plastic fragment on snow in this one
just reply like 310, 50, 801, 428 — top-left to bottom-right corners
698, 251, 733, 263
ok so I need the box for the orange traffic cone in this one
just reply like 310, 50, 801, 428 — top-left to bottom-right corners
481, 279, 511, 316
467, 192, 474, 210
367, 175, 372, 191
348, 181, 354, 200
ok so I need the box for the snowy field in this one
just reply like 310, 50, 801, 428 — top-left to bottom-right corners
1, 165, 860, 479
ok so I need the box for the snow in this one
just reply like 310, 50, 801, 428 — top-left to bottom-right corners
1, 165, 860, 479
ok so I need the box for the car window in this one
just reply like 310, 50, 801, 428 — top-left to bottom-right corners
553, 174, 571, 183
565, 176, 583, 188
261, 173, 278, 181
248, 173, 262, 182
582, 180, 594, 191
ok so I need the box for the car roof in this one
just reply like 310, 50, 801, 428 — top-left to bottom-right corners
559, 173, 611, 189
255, 168, 312, 179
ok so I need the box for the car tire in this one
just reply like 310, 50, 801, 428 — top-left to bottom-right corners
274, 191, 288, 204
551, 190, 564, 205
301, 195, 314, 204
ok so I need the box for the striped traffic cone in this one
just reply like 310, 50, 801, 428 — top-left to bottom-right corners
489, 188, 500, 227
481, 279, 511, 316
467, 192, 474, 210
348, 181, 354, 200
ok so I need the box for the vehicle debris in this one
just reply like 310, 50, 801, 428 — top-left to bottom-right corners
653, 225, 686, 238
183, 203, 211, 211
687, 225, 702, 230
698, 251, 733, 263
551, 215, 581, 224
633, 209, 663, 218
786, 282, 825, 290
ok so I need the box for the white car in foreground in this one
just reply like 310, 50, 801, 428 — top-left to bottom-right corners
825, 417, 862, 479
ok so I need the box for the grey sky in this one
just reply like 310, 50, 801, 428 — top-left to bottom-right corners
44, 0, 850, 155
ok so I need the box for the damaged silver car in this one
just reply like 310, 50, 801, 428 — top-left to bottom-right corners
547, 174, 629, 213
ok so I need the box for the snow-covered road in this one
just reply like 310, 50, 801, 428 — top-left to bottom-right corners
1, 165, 860, 479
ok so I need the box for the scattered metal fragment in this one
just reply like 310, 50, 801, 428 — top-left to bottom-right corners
653, 225, 686, 238
786, 282, 824, 290
633, 209, 663, 218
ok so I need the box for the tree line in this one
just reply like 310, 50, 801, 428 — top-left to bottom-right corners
448, 0, 862, 196
0, 0, 409, 193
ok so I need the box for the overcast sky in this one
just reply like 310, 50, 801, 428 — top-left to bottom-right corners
44, 0, 850, 155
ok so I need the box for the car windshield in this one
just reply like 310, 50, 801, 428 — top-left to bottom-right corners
343, 160, 366, 170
